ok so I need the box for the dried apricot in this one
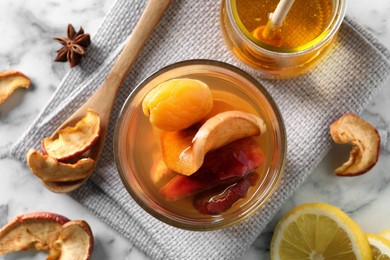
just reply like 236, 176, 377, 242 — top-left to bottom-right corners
142, 78, 212, 131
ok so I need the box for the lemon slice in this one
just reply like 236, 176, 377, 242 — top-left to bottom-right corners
379, 230, 390, 241
270, 202, 372, 260
367, 234, 390, 259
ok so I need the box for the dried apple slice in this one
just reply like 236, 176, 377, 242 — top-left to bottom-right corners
27, 149, 96, 183
0, 71, 30, 105
42, 109, 101, 161
48, 220, 94, 260
330, 113, 380, 176
0, 212, 69, 254
161, 110, 266, 175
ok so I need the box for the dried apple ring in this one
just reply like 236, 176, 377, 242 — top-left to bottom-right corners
0, 212, 93, 260
0, 212, 69, 254
48, 220, 94, 260
42, 109, 101, 161
0, 71, 30, 105
330, 113, 380, 176
27, 149, 96, 182
161, 110, 266, 176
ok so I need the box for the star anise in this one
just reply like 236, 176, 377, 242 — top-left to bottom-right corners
54, 24, 91, 68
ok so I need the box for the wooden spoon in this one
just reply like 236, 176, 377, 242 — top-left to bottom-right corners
43, 0, 172, 193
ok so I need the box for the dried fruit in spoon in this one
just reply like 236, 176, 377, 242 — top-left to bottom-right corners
27, 149, 96, 182
48, 220, 94, 260
28, 109, 100, 193
159, 137, 264, 201
0, 212, 93, 259
194, 172, 259, 215
42, 109, 101, 161
330, 113, 380, 176
0, 71, 30, 105
161, 110, 266, 175
142, 78, 213, 131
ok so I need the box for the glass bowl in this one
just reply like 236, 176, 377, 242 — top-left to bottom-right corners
114, 60, 286, 230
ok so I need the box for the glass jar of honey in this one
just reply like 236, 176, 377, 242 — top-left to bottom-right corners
220, 0, 346, 79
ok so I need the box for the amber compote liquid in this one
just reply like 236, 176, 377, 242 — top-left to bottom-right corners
236, 0, 333, 49
116, 61, 286, 229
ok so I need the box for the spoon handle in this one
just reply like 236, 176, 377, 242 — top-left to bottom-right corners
85, 0, 172, 118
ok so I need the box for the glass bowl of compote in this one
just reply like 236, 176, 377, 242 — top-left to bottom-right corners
114, 60, 286, 230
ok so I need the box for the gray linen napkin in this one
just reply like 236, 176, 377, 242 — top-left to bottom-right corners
10, 0, 390, 259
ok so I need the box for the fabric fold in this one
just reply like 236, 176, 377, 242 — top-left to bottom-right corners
10, 0, 390, 259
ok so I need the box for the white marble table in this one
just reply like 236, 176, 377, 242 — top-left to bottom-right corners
1, 0, 389, 259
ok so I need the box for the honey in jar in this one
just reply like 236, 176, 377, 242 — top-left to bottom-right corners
220, 0, 346, 78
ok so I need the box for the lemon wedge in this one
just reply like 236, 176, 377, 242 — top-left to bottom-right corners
270, 202, 372, 260
379, 230, 390, 241
367, 234, 390, 259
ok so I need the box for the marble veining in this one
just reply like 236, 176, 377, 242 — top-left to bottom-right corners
1, 0, 390, 259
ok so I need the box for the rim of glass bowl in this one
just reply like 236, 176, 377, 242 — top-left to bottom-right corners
113, 59, 287, 231
226, 0, 347, 54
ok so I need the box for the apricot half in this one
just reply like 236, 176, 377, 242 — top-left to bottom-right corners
142, 78, 213, 131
